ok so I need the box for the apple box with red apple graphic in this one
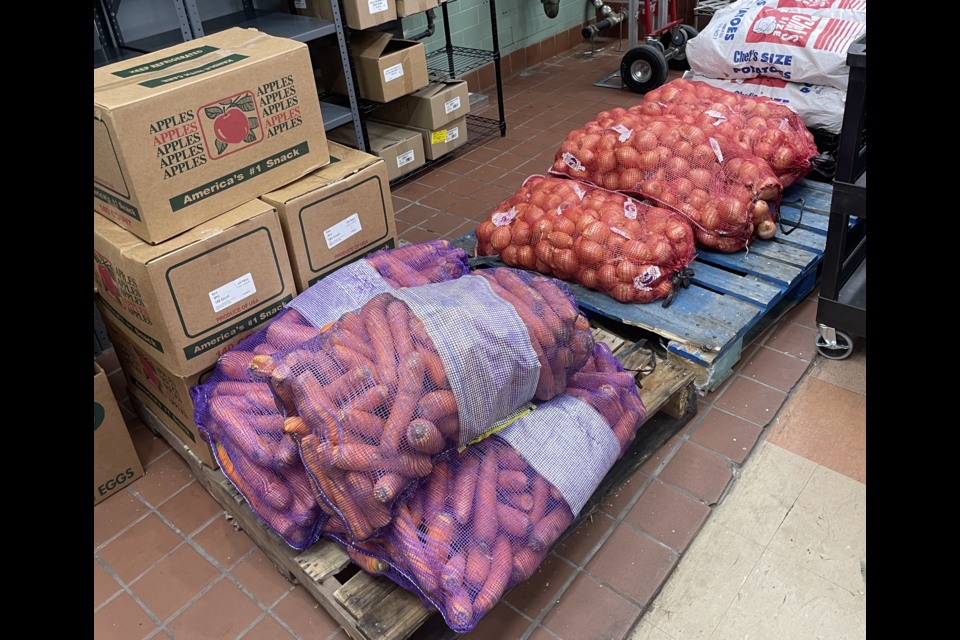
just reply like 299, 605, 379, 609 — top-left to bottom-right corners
199, 91, 263, 159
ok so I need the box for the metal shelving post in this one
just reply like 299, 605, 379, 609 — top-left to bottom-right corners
330, 0, 371, 152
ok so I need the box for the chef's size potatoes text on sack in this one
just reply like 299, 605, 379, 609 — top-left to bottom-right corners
94, 28, 330, 244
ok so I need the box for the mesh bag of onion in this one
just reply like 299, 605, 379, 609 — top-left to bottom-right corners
549, 108, 782, 252
191, 240, 470, 550
475, 176, 696, 305
632, 78, 819, 188
264, 268, 595, 542
324, 342, 646, 633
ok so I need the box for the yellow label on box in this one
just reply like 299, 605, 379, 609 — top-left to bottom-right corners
431, 130, 448, 144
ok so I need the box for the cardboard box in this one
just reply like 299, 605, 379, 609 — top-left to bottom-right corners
262, 142, 397, 291
401, 116, 468, 160
294, 0, 396, 31
100, 312, 217, 468
327, 121, 425, 181
94, 28, 331, 244
94, 362, 145, 505
320, 31, 428, 103
370, 79, 470, 130
93, 199, 297, 377
396, 0, 443, 18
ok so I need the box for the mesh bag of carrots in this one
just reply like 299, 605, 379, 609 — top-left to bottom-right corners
475, 176, 696, 305
632, 78, 819, 189
325, 343, 646, 633
191, 240, 469, 550
264, 268, 595, 542
549, 108, 783, 253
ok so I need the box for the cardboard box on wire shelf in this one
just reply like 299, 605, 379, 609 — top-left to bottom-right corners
94, 28, 330, 244
318, 31, 428, 103
396, 0, 446, 18
262, 142, 397, 291
100, 311, 218, 468
94, 361, 144, 505
93, 198, 297, 378
392, 115, 468, 160
327, 121, 425, 181
371, 79, 470, 130
294, 0, 396, 31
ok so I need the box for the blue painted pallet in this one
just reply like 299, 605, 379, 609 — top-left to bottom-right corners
454, 179, 841, 388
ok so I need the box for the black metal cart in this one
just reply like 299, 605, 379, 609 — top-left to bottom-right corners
815, 35, 866, 360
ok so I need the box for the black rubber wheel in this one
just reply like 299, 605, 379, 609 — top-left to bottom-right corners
621, 45, 669, 94
815, 330, 855, 360
661, 24, 699, 71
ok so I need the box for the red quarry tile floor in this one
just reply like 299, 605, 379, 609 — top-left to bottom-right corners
95, 38, 865, 640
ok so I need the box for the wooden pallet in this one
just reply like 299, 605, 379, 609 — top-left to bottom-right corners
455, 179, 859, 391
130, 327, 695, 640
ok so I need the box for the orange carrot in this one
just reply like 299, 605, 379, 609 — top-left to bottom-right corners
339, 311, 369, 344
284, 416, 311, 438
465, 544, 491, 586
324, 365, 376, 405
218, 351, 256, 380
211, 381, 275, 407
424, 460, 450, 516
418, 349, 450, 390
291, 372, 338, 436
424, 513, 456, 563
497, 470, 528, 493
472, 456, 499, 550
388, 302, 416, 364
334, 443, 433, 477
274, 437, 300, 468
441, 551, 466, 590
511, 546, 543, 583
498, 447, 529, 472
342, 384, 391, 413
530, 338, 555, 402
253, 343, 277, 356
435, 414, 460, 439
530, 508, 573, 551
324, 467, 374, 541
380, 392, 419, 451
497, 503, 533, 537
407, 419, 447, 454
452, 453, 480, 525
345, 472, 392, 530
417, 390, 458, 421
340, 409, 386, 440
530, 475, 549, 524
323, 517, 348, 534
363, 306, 397, 386
506, 492, 535, 512
473, 536, 512, 615
248, 354, 277, 378
395, 504, 439, 594
347, 546, 390, 575
549, 485, 564, 502
323, 342, 375, 376
398, 352, 426, 396
374, 473, 408, 503
330, 323, 376, 361
409, 315, 435, 352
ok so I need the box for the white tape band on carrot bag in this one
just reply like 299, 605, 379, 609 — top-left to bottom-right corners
500, 394, 620, 516
393, 277, 541, 446
288, 259, 392, 328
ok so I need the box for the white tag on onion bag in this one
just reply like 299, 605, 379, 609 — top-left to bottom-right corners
209, 274, 256, 313
384, 63, 404, 82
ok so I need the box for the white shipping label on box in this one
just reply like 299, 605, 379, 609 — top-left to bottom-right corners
384, 64, 404, 82
446, 126, 459, 142
444, 96, 461, 114
324, 213, 363, 249
209, 274, 257, 313
368, 0, 388, 13
397, 149, 416, 167
294, 0, 306, 7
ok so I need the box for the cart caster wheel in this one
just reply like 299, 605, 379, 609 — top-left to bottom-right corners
662, 25, 699, 70
815, 330, 854, 360
621, 45, 669, 94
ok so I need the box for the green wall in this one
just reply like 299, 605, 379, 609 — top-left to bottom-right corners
401, 0, 595, 56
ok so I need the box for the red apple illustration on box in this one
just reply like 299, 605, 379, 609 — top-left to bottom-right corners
134, 347, 160, 387
94, 251, 119, 301
199, 91, 262, 159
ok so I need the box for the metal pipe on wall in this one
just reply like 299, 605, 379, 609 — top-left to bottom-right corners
582, 0, 624, 39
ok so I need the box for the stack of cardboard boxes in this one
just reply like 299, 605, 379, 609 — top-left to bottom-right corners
93, 28, 399, 475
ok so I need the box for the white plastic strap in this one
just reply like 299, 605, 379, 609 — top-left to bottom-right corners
289, 259, 391, 328
500, 394, 621, 516
394, 277, 541, 444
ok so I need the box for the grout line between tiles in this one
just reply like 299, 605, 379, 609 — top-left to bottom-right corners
233, 611, 269, 640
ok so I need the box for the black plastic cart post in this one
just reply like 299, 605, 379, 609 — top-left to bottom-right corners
815, 35, 866, 360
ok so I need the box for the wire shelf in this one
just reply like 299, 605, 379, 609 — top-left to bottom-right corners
426, 46, 498, 81
390, 115, 505, 186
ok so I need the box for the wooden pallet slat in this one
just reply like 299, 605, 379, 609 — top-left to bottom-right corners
689, 262, 782, 309
336, 572, 399, 619
696, 249, 802, 287
773, 226, 827, 255
356, 588, 433, 640
785, 181, 833, 215
743, 239, 820, 271
297, 540, 352, 584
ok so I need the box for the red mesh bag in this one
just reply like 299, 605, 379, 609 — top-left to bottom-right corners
549, 108, 782, 253
633, 78, 819, 188
263, 268, 595, 542
325, 343, 647, 633
475, 176, 696, 305
192, 240, 469, 550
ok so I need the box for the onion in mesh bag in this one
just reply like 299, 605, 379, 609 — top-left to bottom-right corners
191, 240, 469, 550
476, 176, 696, 304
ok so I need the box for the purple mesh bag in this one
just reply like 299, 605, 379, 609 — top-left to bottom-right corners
325, 343, 646, 633
191, 241, 469, 550
268, 268, 596, 543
